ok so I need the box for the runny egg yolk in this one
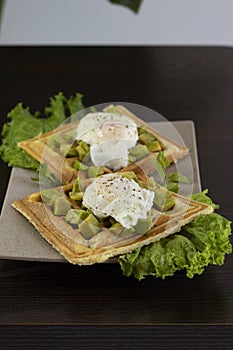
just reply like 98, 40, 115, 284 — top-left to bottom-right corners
83, 174, 154, 229
76, 112, 138, 170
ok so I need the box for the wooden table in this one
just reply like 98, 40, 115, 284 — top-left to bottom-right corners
0, 46, 233, 349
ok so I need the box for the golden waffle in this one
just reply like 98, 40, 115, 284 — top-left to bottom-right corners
18, 105, 189, 184
12, 183, 213, 265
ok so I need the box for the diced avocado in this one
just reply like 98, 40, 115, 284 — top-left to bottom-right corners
139, 131, 156, 145
66, 147, 77, 157
53, 197, 71, 216
120, 227, 135, 237
49, 194, 62, 206
153, 189, 175, 212
88, 166, 104, 178
65, 209, 89, 225
138, 127, 146, 135
134, 218, 153, 234
72, 177, 80, 193
121, 171, 138, 182
41, 188, 61, 204
129, 144, 149, 161
109, 222, 122, 235
157, 151, 170, 169
73, 159, 88, 170
148, 176, 157, 190
76, 141, 90, 161
60, 144, 77, 157
166, 182, 179, 194
146, 140, 162, 152
167, 172, 189, 184
128, 154, 136, 163
163, 196, 175, 211
69, 191, 84, 201
148, 152, 170, 179
79, 214, 100, 239
103, 105, 118, 113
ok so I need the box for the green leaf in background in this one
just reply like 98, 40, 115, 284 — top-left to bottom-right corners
0, 92, 84, 170
191, 189, 219, 210
0, 0, 4, 28
108, 0, 143, 13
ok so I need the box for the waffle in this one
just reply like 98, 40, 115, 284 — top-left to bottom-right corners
18, 105, 189, 184
12, 182, 213, 265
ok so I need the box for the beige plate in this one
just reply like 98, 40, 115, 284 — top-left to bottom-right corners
0, 121, 201, 263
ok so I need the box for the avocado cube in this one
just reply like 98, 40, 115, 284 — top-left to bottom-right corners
121, 171, 138, 182
79, 214, 100, 239
138, 127, 146, 135
60, 144, 77, 157
128, 154, 136, 163
71, 178, 80, 194
66, 146, 78, 157
163, 196, 175, 211
134, 218, 153, 234
88, 166, 104, 178
120, 227, 135, 237
139, 131, 156, 145
153, 190, 175, 212
166, 182, 179, 194
146, 140, 162, 152
109, 222, 122, 236
148, 176, 157, 190
73, 159, 88, 170
69, 191, 84, 201
41, 188, 61, 204
53, 197, 71, 216
65, 209, 88, 225
103, 105, 118, 113
76, 141, 90, 161
129, 144, 149, 161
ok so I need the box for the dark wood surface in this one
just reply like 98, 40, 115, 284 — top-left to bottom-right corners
0, 46, 233, 349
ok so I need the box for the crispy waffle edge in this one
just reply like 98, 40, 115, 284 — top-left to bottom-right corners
12, 189, 213, 265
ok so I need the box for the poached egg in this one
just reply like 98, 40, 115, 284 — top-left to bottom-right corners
83, 173, 154, 229
76, 112, 138, 170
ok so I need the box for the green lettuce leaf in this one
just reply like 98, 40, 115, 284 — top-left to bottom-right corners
108, 0, 143, 13
191, 189, 219, 210
0, 92, 84, 170
119, 191, 232, 280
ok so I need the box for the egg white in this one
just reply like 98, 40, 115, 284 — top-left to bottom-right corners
83, 174, 154, 229
76, 112, 138, 170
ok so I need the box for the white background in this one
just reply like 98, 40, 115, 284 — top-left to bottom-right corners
0, 0, 233, 45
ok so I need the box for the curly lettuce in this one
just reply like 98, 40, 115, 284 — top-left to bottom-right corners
119, 191, 232, 280
0, 92, 84, 170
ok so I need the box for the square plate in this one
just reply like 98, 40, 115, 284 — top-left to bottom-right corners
0, 121, 201, 263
